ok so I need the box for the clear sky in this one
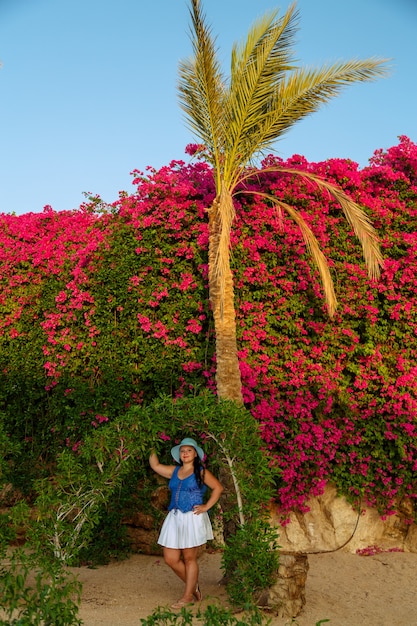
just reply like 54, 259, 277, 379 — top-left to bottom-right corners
1, 0, 416, 215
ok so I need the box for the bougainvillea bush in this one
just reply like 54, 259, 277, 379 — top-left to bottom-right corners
0, 136, 416, 520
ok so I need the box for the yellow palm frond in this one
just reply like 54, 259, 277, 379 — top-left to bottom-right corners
251, 191, 338, 316
311, 177, 383, 279
271, 167, 383, 279
179, 1, 389, 198
238, 164, 384, 281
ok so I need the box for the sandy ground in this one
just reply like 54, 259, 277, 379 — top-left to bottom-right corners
72, 549, 417, 626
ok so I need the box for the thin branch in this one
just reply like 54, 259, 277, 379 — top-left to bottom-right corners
206, 431, 245, 526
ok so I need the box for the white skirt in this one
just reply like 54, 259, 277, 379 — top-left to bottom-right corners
158, 509, 214, 549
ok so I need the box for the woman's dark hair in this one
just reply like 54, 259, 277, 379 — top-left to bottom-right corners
193, 456, 205, 488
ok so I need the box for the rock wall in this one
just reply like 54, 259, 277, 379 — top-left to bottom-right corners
122, 484, 170, 555
123, 482, 417, 556
3, 480, 417, 557
270, 484, 417, 554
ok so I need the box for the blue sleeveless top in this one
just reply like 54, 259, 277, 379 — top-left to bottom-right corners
168, 466, 207, 513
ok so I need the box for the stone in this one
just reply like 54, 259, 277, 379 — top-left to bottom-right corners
151, 485, 170, 511
270, 483, 417, 554
122, 511, 154, 530
259, 552, 309, 618
126, 527, 161, 555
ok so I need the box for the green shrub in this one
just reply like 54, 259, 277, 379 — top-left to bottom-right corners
140, 604, 271, 625
0, 546, 82, 626
222, 519, 279, 606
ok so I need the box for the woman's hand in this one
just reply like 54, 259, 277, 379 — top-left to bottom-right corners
192, 504, 208, 515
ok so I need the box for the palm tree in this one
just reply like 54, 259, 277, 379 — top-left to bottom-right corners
178, 0, 388, 405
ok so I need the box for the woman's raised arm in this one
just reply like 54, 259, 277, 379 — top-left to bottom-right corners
149, 451, 175, 479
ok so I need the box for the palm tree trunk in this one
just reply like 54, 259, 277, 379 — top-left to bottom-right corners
208, 191, 243, 405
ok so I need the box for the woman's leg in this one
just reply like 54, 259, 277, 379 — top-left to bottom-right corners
181, 546, 199, 601
163, 547, 186, 583
163, 546, 201, 603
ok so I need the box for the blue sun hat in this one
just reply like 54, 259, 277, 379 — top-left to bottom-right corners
171, 437, 204, 463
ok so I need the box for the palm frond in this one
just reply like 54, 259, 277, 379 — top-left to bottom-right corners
239, 165, 384, 280
252, 191, 338, 316
224, 3, 299, 184
314, 179, 384, 279
178, 0, 225, 181
230, 3, 298, 98
178, 1, 389, 197
241, 58, 390, 155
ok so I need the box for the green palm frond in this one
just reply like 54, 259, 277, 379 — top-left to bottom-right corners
246, 59, 390, 153
179, 0, 387, 320
178, 0, 225, 184
179, 2, 389, 195
225, 3, 299, 181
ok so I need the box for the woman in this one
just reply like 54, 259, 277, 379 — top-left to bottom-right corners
149, 437, 223, 609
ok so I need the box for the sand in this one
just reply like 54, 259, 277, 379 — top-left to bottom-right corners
73, 549, 417, 625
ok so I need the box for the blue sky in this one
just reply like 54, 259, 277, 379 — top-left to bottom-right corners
1, 0, 416, 215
